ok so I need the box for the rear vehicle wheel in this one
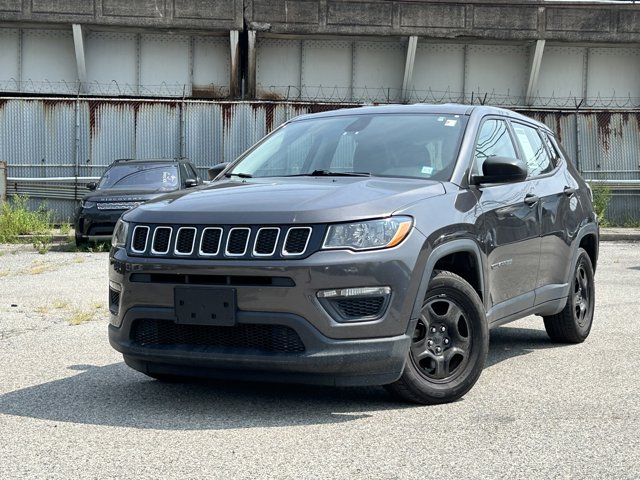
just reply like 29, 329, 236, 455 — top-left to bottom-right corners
543, 248, 595, 343
386, 271, 488, 405
75, 232, 87, 247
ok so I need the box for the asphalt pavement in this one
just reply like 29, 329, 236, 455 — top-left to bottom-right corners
0, 241, 639, 479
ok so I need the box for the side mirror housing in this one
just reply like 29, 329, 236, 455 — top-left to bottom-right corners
471, 156, 528, 185
184, 178, 198, 188
208, 162, 230, 180
86, 182, 97, 191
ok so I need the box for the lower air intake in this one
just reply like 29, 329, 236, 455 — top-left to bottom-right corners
131, 319, 305, 354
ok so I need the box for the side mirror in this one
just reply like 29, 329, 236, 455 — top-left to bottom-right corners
208, 162, 230, 180
86, 182, 97, 191
471, 156, 528, 185
184, 178, 198, 188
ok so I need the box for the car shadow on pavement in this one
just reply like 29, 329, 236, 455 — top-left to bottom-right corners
0, 325, 563, 430
0, 362, 408, 430
486, 325, 564, 369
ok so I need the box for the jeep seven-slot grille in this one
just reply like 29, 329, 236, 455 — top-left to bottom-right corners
127, 225, 316, 259
131, 319, 305, 354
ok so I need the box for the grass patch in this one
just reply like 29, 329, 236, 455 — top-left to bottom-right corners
69, 309, 94, 326
0, 195, 53, 243
589, 182, 612, 227
59, 223, 72, 236
53, 300, 69, 310
28, 260, 57, 275
0, 270, 8, 278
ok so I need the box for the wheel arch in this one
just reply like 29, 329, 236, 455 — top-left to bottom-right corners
410, 240, 485, 323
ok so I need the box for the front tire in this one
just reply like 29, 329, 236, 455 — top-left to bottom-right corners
543, 248, 595, 343
387, 271, 489, 405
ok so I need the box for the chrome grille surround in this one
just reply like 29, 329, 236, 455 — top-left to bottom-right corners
199, 227, 223, 256
253, 227, 280, 257
151, 226, 172, 254
97, 201, 142, 211
128, 225, 319, 259
174, 227, 197, 256
225, 227, 251, 256
131, 226, 150, 253
283, 227, 312, 256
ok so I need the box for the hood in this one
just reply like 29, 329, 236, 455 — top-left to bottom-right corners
123, 177, 445, 224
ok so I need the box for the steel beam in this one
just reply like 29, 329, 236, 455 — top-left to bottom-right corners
402, 36, 418, 102
72, 24, 87, 93
525, 39, 545, 105
247, 30, 257, 99
229, 30, 240, 98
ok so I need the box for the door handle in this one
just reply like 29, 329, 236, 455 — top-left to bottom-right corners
524, 194, 539, 206
564, 186, 577, 197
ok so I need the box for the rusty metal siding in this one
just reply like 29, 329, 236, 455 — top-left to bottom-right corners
578, 113, 640, 181
2, 97, 639, 224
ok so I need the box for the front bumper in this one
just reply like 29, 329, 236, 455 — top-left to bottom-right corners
75, 208, 125, 240
108, 230, 427, 386
109, 307, 411, 386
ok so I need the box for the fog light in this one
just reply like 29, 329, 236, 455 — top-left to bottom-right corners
317, 286, 391, 322
317, 286, 391, 298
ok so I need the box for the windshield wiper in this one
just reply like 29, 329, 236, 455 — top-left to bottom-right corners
290, 170, 371, 177
224, 172, 253, 179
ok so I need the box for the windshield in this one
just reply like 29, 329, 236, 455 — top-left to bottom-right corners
98, 164, 179, 191
227, 113, 467, 180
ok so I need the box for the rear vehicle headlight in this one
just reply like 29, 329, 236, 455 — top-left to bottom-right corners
81, 200, 96, 208
112, 219, 129, 248
323, 216, 413, 251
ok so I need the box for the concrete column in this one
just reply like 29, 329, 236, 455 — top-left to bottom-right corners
247, 30, 257, 99
402, 36, 418, 102
229, 30, 240, 98
525, 39, 546, 105
72, 24, 87, 93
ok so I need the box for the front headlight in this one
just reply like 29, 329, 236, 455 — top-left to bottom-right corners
81, 200, 96, 209
323, 216, 413, 251
111, 219, 129, 248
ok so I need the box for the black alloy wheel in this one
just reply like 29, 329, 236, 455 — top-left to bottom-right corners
543, 248, 595, 343
387, 270, 489, 405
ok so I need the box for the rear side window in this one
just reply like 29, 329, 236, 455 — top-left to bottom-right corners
512, 122, 554, 177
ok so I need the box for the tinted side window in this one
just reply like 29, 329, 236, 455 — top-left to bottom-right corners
474, 119, 517, 175
512, 123, 554, 177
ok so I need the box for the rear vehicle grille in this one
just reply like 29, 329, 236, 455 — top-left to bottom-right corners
127, 224, 320, 259
131, 319, 305, 354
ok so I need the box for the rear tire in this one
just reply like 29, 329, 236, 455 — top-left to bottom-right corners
386, 271, 488, 405
75, 233, 87, 247
543, 248, 595, 343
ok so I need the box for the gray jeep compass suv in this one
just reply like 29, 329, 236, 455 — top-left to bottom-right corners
108, 104, 598, 404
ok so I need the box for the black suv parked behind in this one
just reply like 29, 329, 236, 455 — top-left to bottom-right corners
74, 158, 201, 245
108, 105, 598, 404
